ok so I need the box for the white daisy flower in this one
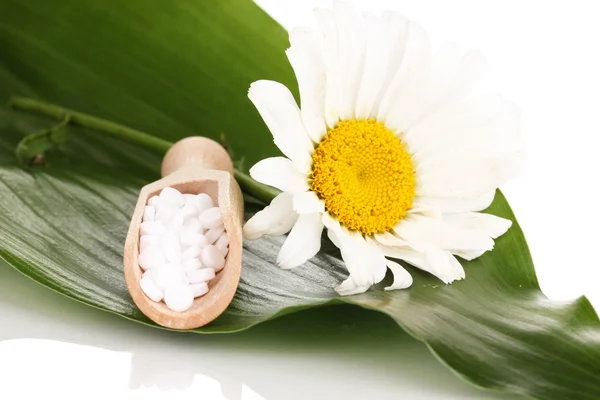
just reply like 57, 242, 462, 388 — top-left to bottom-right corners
243, 1, 524, 296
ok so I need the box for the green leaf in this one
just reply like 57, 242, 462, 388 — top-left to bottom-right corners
0, 0, 296, 169
1, 1, 599, 400
14, 115, 70, 164
2, 106, 600, 400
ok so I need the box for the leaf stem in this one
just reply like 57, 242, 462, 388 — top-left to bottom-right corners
9, 96, 173, 154
234, 169, 279, 204
9, 96, 278, 204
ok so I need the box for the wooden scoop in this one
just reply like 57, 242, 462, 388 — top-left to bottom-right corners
123, 136, 243, 330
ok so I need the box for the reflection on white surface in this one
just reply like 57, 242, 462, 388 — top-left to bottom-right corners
0, 264, 518, 400
129, 351, 214, 393
0, 339, 265, 400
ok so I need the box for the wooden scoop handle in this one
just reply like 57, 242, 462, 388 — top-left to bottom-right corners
161, 136, 234, 177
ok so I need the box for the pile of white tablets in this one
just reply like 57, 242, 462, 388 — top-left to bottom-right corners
137, 187, 229, 312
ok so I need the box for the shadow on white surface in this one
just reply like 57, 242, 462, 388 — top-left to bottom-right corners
0, 262, 521, 399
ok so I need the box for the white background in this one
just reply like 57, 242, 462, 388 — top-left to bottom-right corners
1, 0, 598, 399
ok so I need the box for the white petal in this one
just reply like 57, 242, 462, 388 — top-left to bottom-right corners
341, 238, 388, 289
424, 250, 465, 284
321, 212, 347, 248
315, 3, 366, 125
243, 193, 298, 240
355, 12, 407, 119
448, 252, 466, 280
321, 212, 341, 234
377, 20, 431, 124
409, 94, 524, 198
314, 8, 339, 128
248, 80, 314, 173
437, 49, 487, 105
331, 1, 366, 121
384, 260, 413, 291
373, 231, 408, 247
277, 213, 324, 269
293, 190, 325, 214
382, 245, 464, 284
322, 213, 387, 287
326, 224, 342, 248
452, 248, 486, 261
249, 157, 309, 193
394, 214, 494, 252
386, 46, 486, 133
403, 100, 469, 155
408, 94, 521, 159
335, 276, 371, 296
443, 212, 512, 239
354, 12, 387, 119
415, 152, 523, 199
379, 245, 429, 270
416, 191, 496, 213
412, 49, 486, 129
407, 201, 443, 219
369, 11, 409, 117
287, 27, 327, 143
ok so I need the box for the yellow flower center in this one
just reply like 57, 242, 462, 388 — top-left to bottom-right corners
310, 119, 416, 235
